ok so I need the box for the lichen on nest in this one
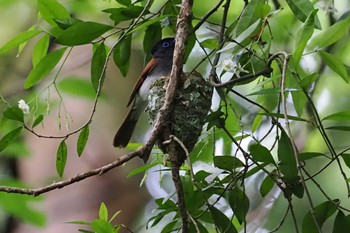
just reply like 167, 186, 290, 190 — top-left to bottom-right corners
146, 73, 213, 163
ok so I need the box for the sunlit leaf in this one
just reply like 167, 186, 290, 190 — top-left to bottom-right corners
56, 140, 67, 177
91, 219, 117, 233
32, 34, 50, 67
319, 50, 348, 83
285, 0, 321, 29
0, 29, 42, 54
77, 125, 89, 157
113, 35, 132, 77
99, 202, 108, 221
56, 22, 113, 46
38, 0, 70, 26
25, 47, 67, 89
309, 17, 350, 49
249, 143, 275, 164
0, 127, 22, 153
302, 200, 339, 233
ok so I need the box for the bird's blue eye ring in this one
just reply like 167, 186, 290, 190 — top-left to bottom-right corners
162, 42, 170, 48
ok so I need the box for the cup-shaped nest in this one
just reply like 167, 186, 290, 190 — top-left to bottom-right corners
146, 72, 212, 164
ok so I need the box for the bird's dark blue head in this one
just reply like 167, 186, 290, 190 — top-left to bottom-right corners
151, 38, 175, 59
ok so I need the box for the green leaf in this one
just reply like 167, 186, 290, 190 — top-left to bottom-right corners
209, 206, 237, 233
3, 106, 24, 123
299, 152, 325, 161
38, 0, 70, 26
184, 33, 196, 62
32, 115, 44, 128
127, 162, 159, 177
0, 127, 22, 153
341, 154, 350, 169
323, 111, 350, 121
309, 17, 350, 49
260, 175, 275, 197
91, 219, 117, 233
278, 130, 298, 179
213, 156, 245, 171
54, 18, 83, 30
326, 126, 350, 131
24, 47, 67, 89
200, 38, 219, 50
252, 110, 264, 133
302, 200, 339, 233
99, 202, 108, 221
77, 125, 89, 157
32, 34, 50, 67
319, 50, 348, 83
116, 0, 131, 6
56, 140, 67, 177
143, 22, 162, 59
333, 211, 350, 233
299, 73, 319, 89
56, 22, 113, 46
127, 15, 167, 34
294, 9, 317, 63
226, 188, 250, 224
235, 0, 264, 36
113, 35, 132, 77
249, 143, 275, 164
0, 29, 42, 54
248, 87, 300, 96
259, 112, 308, 122
58, 77, 96, 99
103, 6, 145, 25
285, 0, 321, 29
218, 19, 261, 54
91, 43, 107, 92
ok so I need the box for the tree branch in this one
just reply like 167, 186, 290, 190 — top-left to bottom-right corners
0, 149, 141, 196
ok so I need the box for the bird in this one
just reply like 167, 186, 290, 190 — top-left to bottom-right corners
113, 37, 175, 148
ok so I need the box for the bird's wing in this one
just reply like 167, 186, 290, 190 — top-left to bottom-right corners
127, 57, 157, 107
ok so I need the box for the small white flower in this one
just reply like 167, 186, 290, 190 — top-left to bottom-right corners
221, 57, 249, 77
18, 99, 30, 114
222, 58, 236, 73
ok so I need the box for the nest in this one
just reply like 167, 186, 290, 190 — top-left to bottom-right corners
146, 72, 213, 164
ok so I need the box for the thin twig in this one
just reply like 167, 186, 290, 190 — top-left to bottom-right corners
279, 51, 321, 233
